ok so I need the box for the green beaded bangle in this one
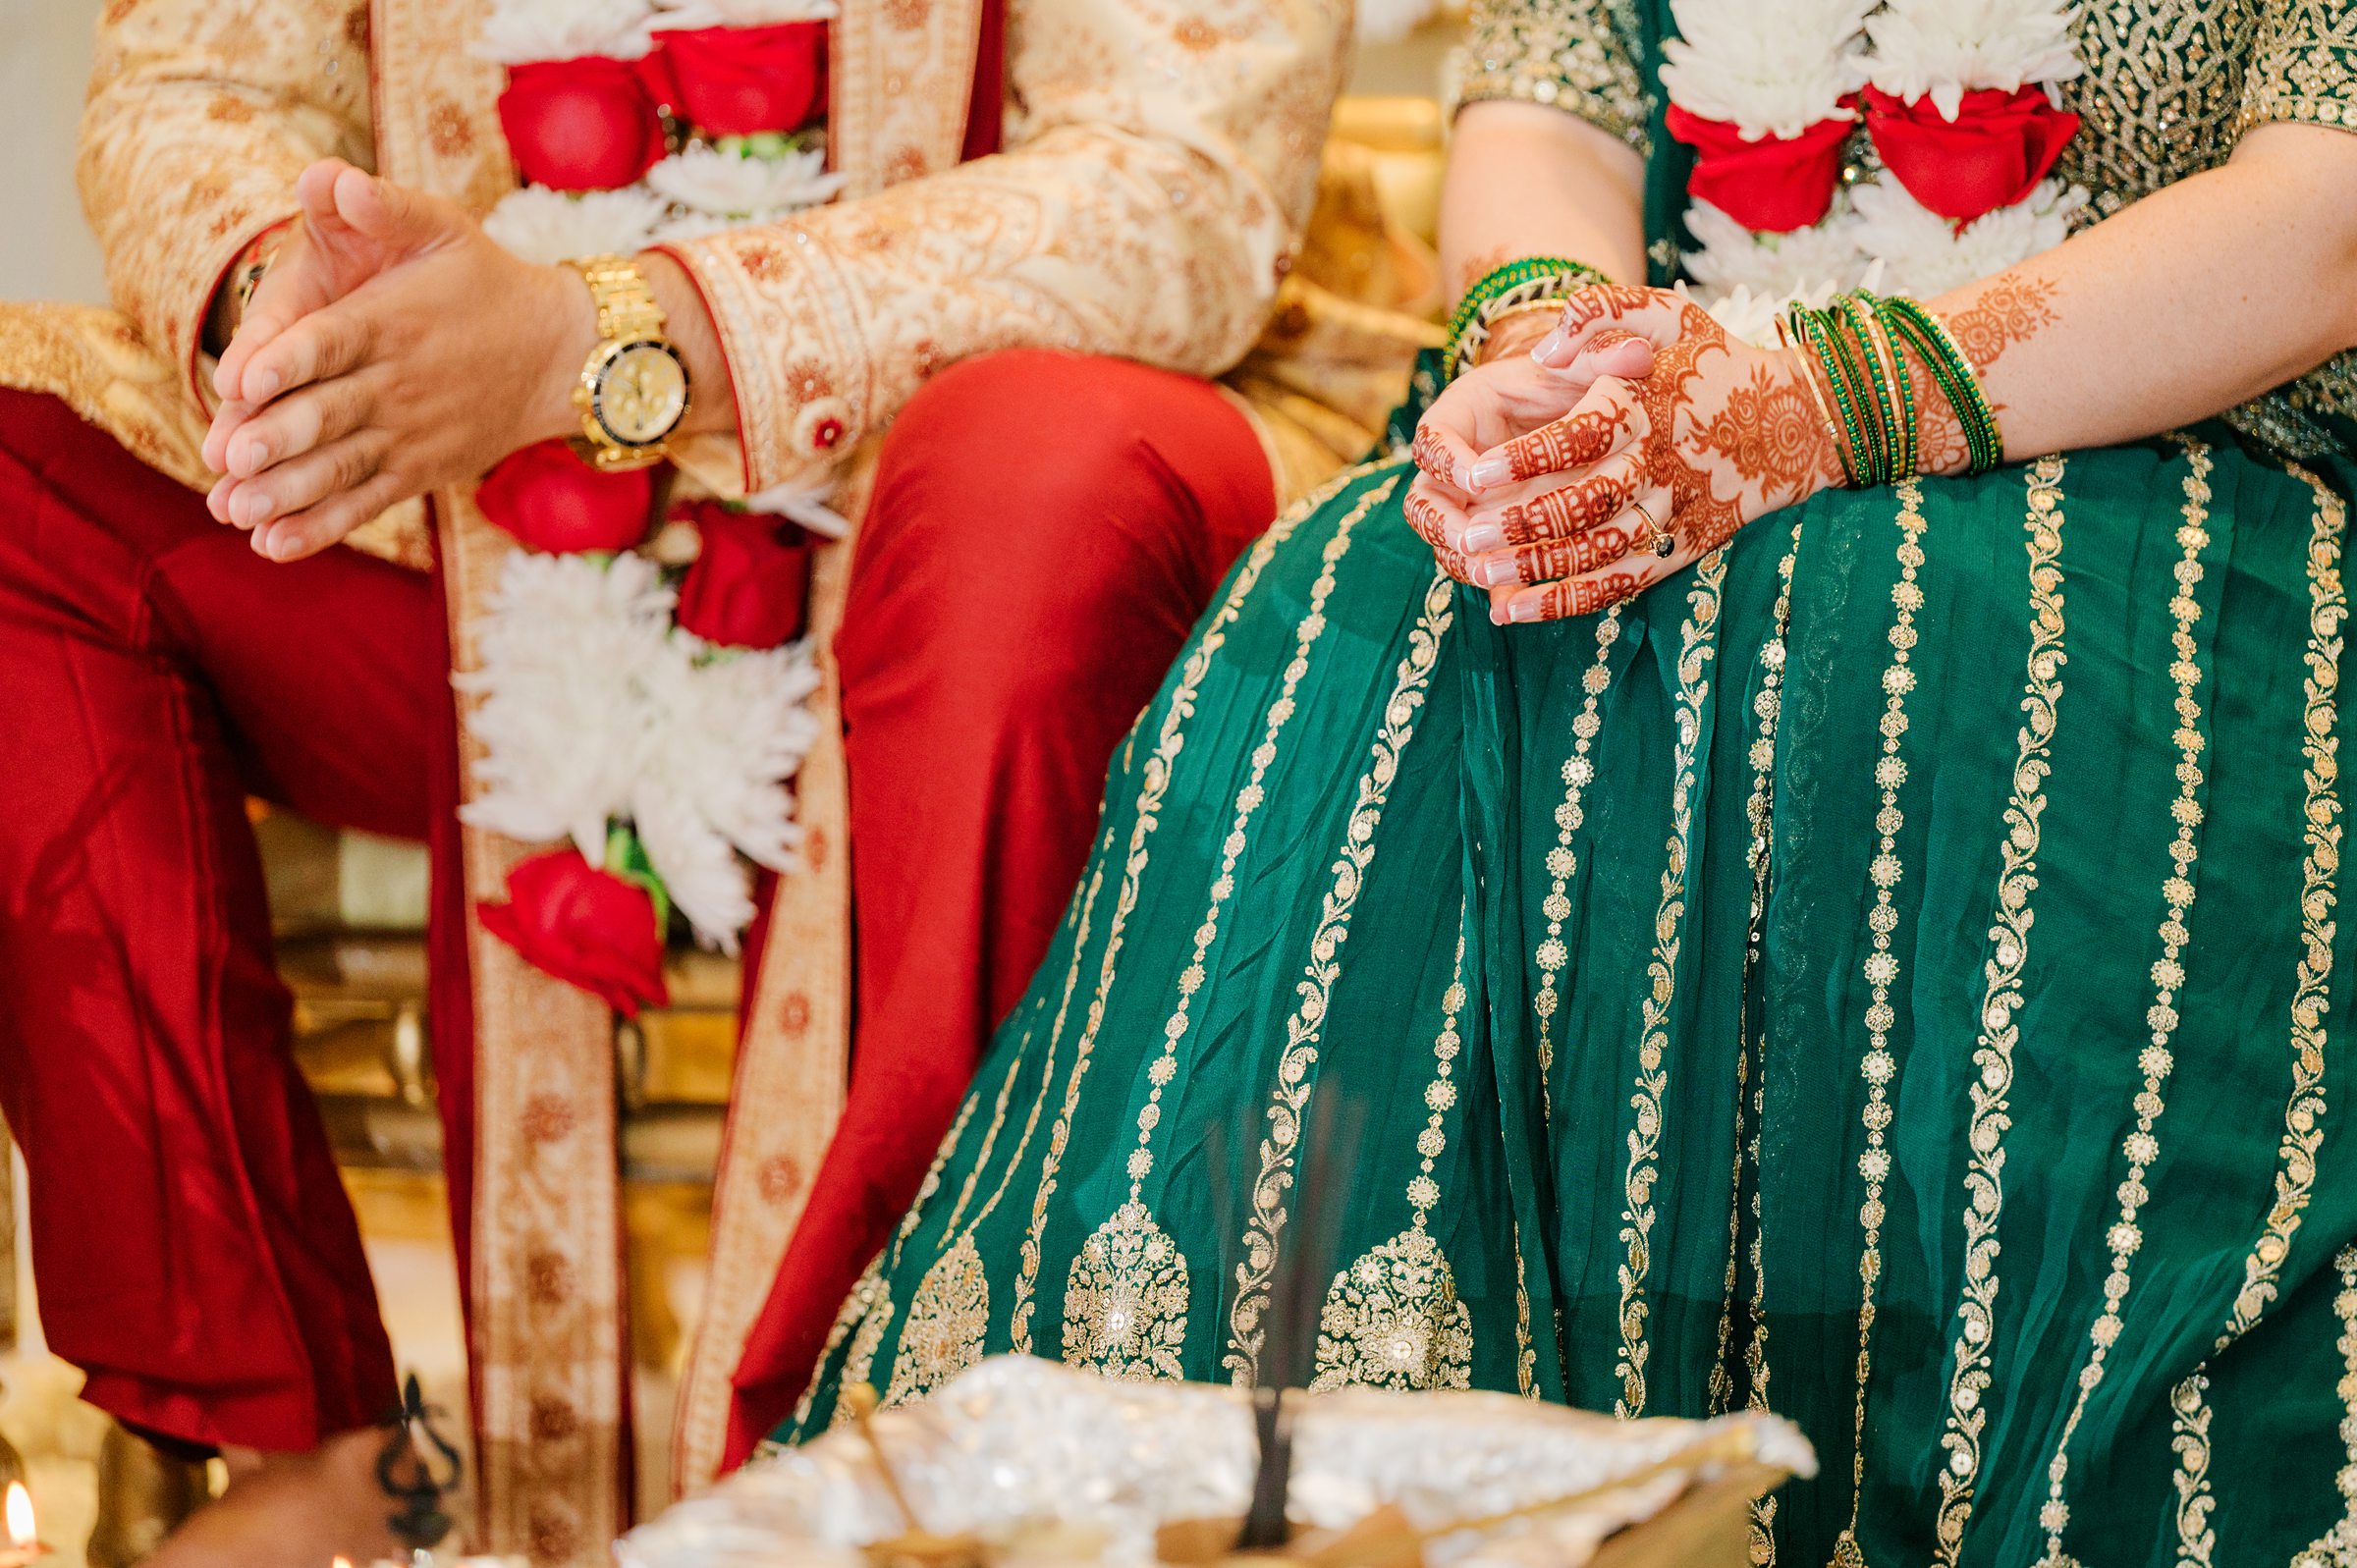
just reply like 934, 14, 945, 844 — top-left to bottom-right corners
1879, 297, 2003, 475
1444, 256, 1612, 380
1824, 308, 1891, 485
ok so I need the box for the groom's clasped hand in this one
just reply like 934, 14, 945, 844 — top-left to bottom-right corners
199, 158, 612, 564
1407, 284, 1848, 624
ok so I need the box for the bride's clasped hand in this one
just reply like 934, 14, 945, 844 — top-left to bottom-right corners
1406, 285, 1849, 624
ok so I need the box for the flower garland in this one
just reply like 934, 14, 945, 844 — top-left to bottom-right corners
464, 0, 846, 1010
1660, 0, 2089, 344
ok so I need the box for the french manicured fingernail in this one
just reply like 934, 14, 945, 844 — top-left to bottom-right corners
1531, 329, 1572, 365
1461, 522, 1505, 552
1467, 457, 1510, 488
1476, 557, 1521, 588
1490, 603, 1509, 625
249, 368, 281, 401
1507, 595, 1543, 623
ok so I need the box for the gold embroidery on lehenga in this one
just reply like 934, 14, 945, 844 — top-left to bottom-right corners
2034, 443, 2216, 1568
1532, 611, 1625, 1123
2166, 466, 2347, 1567
1512, 1222, 1539, 1398
1010, 461, 1369, 1353
1729, 523, 1802, 1568
1615, 546, 1730, 1419
1062, 471, 1396, 1379
2290, 1245, 2357, 1568
882, 828, 1121, 1403
1930, 463, 2071, 1563
886, 1236, 991, 1405
827, 1268, 896, 1431
1831, 481, 1932, 1568
1224, 564, 1459, 1384
1064, 1201, 1194, 1379
1312, 918, 1474, 1392
2169, 1373, 2218, 1568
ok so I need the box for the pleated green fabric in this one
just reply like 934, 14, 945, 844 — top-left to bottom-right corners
774, 5, 2357, 1554
777, 413, 2357, 1562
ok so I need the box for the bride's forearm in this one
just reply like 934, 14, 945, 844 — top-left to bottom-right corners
1443, 100, 1646, 351
1913, 122, 2357, 470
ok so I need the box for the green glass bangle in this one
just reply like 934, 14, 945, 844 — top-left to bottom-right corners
1444, 256, 1611, 380
1877, 303, 1985, 472
1791, 307, 1871, 488
1880, 297, 2003, 475
1826, 305, 1892, 486
1842, 294, 1916, 481
1807, 306, 1884, 487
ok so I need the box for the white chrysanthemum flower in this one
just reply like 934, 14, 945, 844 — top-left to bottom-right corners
632, 636, 822, 948
457, 551, 673, 862
741, 476, 850, 538
646, 144, 845, 218
1355, 0, 1440, 44
1681, 196, 1868, 300
1681, 281, 1812, 348
1847, 176, 2083, 297
476, 0, 656, 63
1659, 0, 1873, 137
482, 186, 669, 266
650, 0, 836, 27
1866, 0, 2084, 119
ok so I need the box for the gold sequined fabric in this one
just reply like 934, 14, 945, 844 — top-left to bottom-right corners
1452, 0, 1652, 157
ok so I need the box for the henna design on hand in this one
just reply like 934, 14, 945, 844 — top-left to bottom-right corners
1412, 422, 1458, 486
1689, 361, 1836, 512
1496, 405, 1630, 483
1494, 470, 1633, 544
1511, 521, 1637, 586
1538, 568, 1650, 621
1404, 485, 1474, 584
1944, 275, 2056, 377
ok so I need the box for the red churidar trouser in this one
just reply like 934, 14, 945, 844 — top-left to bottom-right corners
725, 350, 1274, 1462
0, 344, 1274, 1457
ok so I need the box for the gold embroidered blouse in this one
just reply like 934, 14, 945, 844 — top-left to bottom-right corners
1454, 0, 2357, 458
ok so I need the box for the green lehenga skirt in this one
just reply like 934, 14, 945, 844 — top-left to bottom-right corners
781, 422, 2357, 1566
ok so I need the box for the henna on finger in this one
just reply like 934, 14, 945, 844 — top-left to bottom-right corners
1404, 485, 1476, 584
1483, 464, 1638, 546
1499, 519, 1639, 588
1475, 396, 1642, 486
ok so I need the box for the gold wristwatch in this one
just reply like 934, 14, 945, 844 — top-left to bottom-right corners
565, 254, 691, 472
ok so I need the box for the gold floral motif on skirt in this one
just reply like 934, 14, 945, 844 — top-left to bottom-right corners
885, 1235, 990, 1406
1064, 1201, 1190, 1380
1310, 1227, 1472, 1392
830, 1278, 896, 1429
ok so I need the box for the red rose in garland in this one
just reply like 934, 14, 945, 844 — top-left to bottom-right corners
650, 22, 828, 137
673, 503, 813, 648
1863, 85, 2079, 223
477, 440, 656, 554
497, 55, 669, 190
478, 849, 671, 1016
1666, 103, 1855, 234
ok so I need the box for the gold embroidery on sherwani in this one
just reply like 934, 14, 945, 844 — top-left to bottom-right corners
2167, 466, 2348, 1568
1061, 473, 1391, 1379
1727, 522, 1802, 1568
2290, 1245, 2357, 1568
1311, 911, 1474, 1392
1615, 546, 1730, 1420
1829, 481, 1932, 1568
1011, 464, 1362, 1354
1223, 559, 1459, 1385
1532, 610, 1626, 1123
1930, 462, 2071, 1563
2034, 444, 2216, 1568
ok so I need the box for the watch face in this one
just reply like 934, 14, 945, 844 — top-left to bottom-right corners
596, 341, 689, 446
